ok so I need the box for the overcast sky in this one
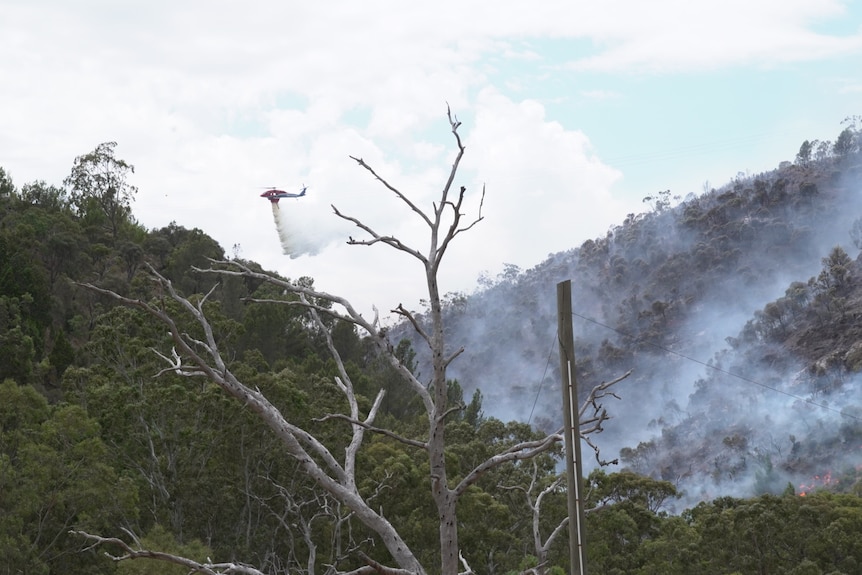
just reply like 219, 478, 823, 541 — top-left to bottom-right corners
2, 1, 861, 320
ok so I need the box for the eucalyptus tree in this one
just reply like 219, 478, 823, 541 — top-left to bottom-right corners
76, 110, 626, 575
0, 379, 138, 574
64, 141, 137, 241
0, 166, 14, 197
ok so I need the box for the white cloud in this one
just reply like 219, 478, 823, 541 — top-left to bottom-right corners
462, 89, 628, 266
579, 89, 622, 101
228, 89, 634, 318
0, 0, 859, 318
558, 0, 861, 73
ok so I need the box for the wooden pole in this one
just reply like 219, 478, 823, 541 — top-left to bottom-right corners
557, 280, 588, 575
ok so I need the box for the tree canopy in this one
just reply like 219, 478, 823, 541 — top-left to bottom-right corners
0, 117, 861, 575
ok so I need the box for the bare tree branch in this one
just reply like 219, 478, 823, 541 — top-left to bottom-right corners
441, 104, 465, 205
347, 156, 433, 229
314, 413, 428, 450
195, 260, 364, 324
453, 433, 561, 497
334, 204, 428, 261
498, 466, 567, 575
454, 369, 631, 497
579, 369, 632, 420
435, 185, 484, 264
394, 304, 431, 346
79, 274, 350, 482
354, 551, 418, 575
458, 550, 475, 575
71, 530, 266, 575
196, 260, 434, 415
443, 346, 465, 368
78, 266, 424, 574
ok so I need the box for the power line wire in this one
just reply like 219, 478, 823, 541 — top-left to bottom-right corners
528, 333, 559, 426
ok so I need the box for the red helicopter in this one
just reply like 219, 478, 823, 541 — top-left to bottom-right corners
260, 185, 307, 204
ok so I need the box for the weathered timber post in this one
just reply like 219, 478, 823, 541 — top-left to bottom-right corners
557, 280, 588, 575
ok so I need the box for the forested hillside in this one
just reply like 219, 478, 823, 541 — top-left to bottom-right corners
402, 117, 862, 509
1, 121, 862, 575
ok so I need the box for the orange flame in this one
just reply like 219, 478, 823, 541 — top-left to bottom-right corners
798, 470, 835, 496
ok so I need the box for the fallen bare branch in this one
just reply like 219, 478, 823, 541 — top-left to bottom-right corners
71, 531, 265, 575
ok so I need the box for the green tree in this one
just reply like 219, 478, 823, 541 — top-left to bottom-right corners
41, 214, 85, 286
636, 515, 700, 575
160, 226, 225, 295
813, 246, 853, 318
0, 295, 37, 383
49, 329, 75, 378
796, 140, 814, 165
686, 493, 862, 574
0, 166, 14, 197
0, 228, 52, 335
238, 280, 316, 365
0, 380, 138, 574
64, 141, 137, 241
20, 180, 70, 212
583, 470, 680, 574
833, 127, 857, 158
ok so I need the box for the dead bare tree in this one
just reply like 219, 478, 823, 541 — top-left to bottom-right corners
75, 109, 627, 575
499, 463, 566, 575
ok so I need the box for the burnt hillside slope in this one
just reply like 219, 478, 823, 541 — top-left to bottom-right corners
398, 123, 862, 507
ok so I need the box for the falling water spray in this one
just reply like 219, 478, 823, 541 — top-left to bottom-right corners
271, 202, 297, 256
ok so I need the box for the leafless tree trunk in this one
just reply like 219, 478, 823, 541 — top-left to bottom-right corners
501, 465, 566, 575
75, 110, 627, 575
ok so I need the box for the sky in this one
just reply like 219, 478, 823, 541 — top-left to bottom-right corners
2, 0, 861, 321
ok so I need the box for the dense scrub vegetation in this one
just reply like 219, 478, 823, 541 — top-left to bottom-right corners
2, 120, 862, 574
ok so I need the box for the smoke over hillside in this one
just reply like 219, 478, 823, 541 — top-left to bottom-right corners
397, 138, 862, 509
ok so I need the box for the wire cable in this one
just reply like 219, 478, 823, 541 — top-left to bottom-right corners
528, 332, 559, 426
